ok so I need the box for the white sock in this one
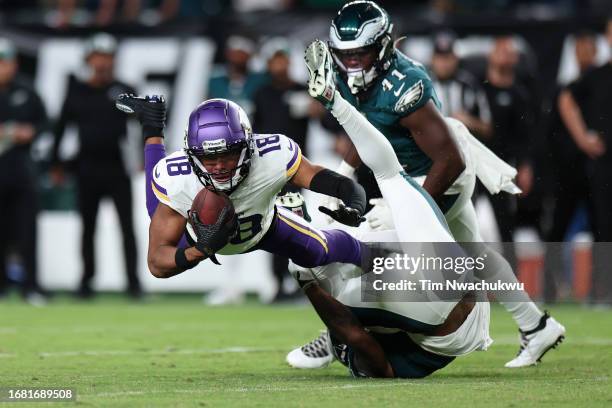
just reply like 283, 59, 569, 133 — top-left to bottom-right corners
330, 92, 402, 181
465, 243, 545, 332
330, 91, 545, 330
501, 301, 544, 332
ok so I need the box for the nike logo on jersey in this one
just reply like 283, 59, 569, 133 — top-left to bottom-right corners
393, 83, 405, 97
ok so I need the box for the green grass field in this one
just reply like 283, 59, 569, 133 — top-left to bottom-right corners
0, 295, 611, 407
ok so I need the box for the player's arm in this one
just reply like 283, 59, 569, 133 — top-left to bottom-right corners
399, 101, 465, 202
290, 155, 366, 226
148, 203, 206, 278
303, 282, 394, 378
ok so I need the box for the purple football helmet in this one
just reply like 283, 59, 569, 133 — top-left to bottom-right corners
184, 99, 253, 193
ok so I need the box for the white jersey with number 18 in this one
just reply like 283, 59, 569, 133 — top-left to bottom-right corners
151, 133, 302, 255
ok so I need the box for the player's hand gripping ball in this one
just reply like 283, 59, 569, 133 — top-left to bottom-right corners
188, 188, 239, 262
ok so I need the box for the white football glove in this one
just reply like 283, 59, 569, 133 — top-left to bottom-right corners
304, 39, 336, 109
366, 198, 394, 231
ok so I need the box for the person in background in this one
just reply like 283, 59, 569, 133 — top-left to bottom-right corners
207, 35, 268, 119
50, 33, 142, 300
0, 37, 49, 305
482, 36, 535, 270
203, 35, 268, 305
253, 38, 315, 302
574, 30, 599, 73
558, 19, 612, 305
430, 30, 492, 139
542, 30, 598, 303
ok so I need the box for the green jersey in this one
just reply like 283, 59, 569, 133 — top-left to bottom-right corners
336, 50, 441, 177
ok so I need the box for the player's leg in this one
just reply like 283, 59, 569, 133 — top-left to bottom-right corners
447, 202, 541, 325
447, 199, 565, 367
331, 90, 452, 242
258, 208, 363, 268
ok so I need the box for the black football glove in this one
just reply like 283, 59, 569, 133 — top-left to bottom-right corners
115, 94, 166, 140
318, 202, 365, 227
188, 207, 239, 265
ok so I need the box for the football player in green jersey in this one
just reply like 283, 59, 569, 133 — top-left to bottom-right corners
289, 1, 565, 370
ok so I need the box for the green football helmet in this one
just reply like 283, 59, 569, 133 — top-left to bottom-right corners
329, 1, 394, 94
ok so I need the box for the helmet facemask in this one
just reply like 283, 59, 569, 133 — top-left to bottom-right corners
330, 35, 392, 94
185, 139, 253, 194
183, 98, 254, 194
329, 0, 394, 94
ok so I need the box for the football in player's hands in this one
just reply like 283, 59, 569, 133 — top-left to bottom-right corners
318, 202, 365, 227
189, 188, 239, 263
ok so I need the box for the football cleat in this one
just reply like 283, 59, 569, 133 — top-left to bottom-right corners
115, 93, 165, 114
304, 39, 336, 109
115, 94, 167, 139
505, 312, 566, 368
286, 330, 334, 369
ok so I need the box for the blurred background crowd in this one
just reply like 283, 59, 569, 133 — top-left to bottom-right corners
0, 0, 610, 307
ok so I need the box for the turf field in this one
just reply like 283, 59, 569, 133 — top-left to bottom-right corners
0, 295, 610, 407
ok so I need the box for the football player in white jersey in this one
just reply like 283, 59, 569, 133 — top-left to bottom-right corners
115, 95, 370, 278
269, 39, 564, 378
277, 192, 491, 377
291, 0, 565, 370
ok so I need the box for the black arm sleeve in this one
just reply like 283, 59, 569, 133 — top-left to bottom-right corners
309, 169, 366, 214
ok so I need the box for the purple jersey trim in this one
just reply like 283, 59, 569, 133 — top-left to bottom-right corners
286, 140, 300, 170
152, 177, 167, 196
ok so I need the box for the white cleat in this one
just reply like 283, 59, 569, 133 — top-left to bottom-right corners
304, 39, 336, 109
505, 312, 566, 368
286, 330, 334, 369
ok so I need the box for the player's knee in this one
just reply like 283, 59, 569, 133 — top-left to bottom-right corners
290, 248, 328, 269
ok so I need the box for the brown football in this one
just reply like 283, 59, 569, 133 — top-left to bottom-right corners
190, 187, 235, 225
